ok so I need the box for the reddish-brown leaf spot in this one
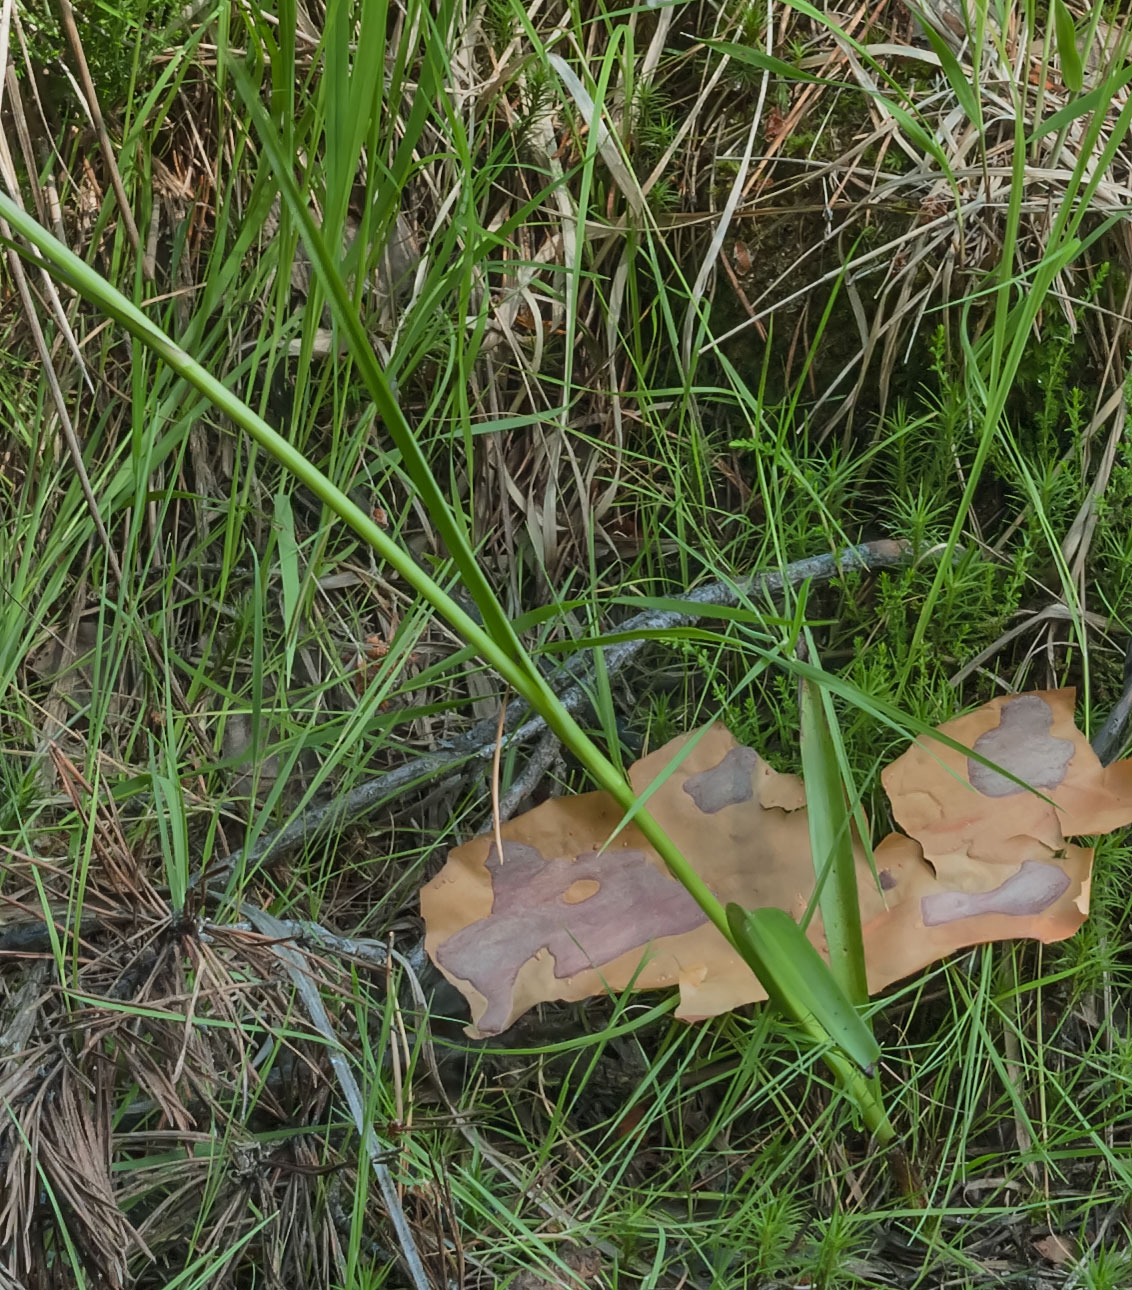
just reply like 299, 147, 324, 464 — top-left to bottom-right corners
432, 840, 707, 1034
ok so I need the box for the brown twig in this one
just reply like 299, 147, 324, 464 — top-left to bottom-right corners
54, 0, 141, 257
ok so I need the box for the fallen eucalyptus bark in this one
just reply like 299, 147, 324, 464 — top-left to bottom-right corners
204, 538, 913, 885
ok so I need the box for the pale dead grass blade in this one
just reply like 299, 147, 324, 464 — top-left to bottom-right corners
949, 602, 1111, 687
33, 581, 92, 782
682, 15, 770, 370
238, 903, 433, 1290
548, 53, 647, 219
1062, 391, 1128, 590
698, 0, 1132, 445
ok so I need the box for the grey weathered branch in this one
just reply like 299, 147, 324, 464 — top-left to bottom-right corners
1090, 638, 1132, 766
204, 538, 912, 885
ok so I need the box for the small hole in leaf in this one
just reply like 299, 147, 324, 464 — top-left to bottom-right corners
562, 879, 600, 904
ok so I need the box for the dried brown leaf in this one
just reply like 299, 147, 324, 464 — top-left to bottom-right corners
423, 690, 1132, 1035
424, 725, 839, 1034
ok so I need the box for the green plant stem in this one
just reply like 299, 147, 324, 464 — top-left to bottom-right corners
0, 194, 895, 1145
0, 194, 728, 928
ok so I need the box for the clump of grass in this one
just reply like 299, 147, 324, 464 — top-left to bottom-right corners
3, 0, 1132, 1285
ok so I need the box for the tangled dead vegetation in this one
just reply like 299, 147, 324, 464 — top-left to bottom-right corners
709, 0, 1132, 434
0, 768, 437, 1287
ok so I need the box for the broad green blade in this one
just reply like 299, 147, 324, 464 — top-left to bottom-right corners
727, 904, 880, 1076
1052, 0, 1084, 94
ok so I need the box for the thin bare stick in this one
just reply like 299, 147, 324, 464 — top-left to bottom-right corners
54, 0, 140, 256
238, 903, 432, 1290
200, 539, 912, 887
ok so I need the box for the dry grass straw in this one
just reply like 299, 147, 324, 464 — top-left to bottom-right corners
707, 1, 1132, 436
0, 771, 437, 1284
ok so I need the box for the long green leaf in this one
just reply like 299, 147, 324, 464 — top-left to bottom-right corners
1052, 0, 1084, 95
726, 904, 881, 1080
799, 654, 868, 1006
228, 59, 526, 662
705, 37, 946, 166
0, 145, 900, 1144
0, 191, 735, 941
1029, 67, 1132, 142
910, 6, 981, 126
700, 40, 835, 86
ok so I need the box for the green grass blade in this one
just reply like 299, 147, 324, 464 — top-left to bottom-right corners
0, 182, 899, 1147
911, 7, 982, 126
0, 191, 738, 942
1052, 0, 1084, 94
726, 905, 879, 1076
227, 60, 526, 663
799, 651, 868, 1007
1029, 67, 1132, 142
